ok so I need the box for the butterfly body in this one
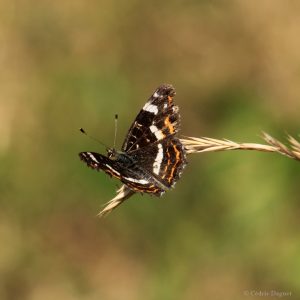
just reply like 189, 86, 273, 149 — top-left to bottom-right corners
79, 84, 187, 197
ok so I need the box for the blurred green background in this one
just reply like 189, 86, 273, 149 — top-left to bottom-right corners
1, 1, 300, 299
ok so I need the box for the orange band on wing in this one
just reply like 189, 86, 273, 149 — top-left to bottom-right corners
164, 116, 175, 134
167, 144, 181, 183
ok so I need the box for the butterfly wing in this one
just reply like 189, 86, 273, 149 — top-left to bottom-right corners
132, 136, 187, 189
79, 152, 123, 179
79, 152, 166, 195
122, 83, 187, 190
121, 84, 180, 153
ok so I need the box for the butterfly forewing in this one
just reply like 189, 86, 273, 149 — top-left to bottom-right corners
122, 84, 180, 153
79, 151, 166, 195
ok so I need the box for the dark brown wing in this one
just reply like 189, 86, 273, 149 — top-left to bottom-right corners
79, 152, 166, 196
132, 136, 187, 189
122, 84, 180, 153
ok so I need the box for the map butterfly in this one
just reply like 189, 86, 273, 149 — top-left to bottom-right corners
79, 84, 187, 197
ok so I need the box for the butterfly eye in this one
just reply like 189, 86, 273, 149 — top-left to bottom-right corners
107, 149, 113, 158
107, 148, 118, 160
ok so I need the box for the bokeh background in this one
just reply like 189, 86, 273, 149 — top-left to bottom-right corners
1, 1, 300, 299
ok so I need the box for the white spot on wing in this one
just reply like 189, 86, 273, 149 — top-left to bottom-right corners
105, 164, 120, 176
172, 105, 179, 113
143, 103, 158, 115
153, 143, 163, 175
150, 125, 165, 140
123, 177, 149, 185
88, 152, 99, 163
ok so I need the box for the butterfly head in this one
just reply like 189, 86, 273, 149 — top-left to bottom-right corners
107, 148, 118, 160
107, 148, 126, 162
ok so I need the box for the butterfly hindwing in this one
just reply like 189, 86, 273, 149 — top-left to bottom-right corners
132, 136, 187, 188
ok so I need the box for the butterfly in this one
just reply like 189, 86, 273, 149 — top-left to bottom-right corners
79, 84, 187, 206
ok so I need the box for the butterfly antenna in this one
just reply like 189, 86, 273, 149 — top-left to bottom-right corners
79, 128, 109, 150
113, 114, 118, 149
